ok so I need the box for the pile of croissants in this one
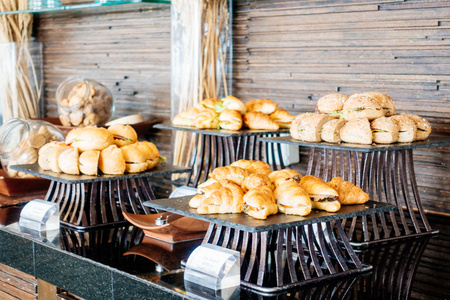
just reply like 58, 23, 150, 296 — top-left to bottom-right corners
290, 92, 432, 145
173, 96, 295, 131
38, 124, 164, 176
189, 159, 369, 220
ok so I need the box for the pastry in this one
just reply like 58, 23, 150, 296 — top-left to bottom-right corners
274, 181, 311, 216
243, 186, 278, 219
300, 175, 341, 213
66, 127, 114, 152
172, 107, 201, 127
340, 117, 373, 145
194, 108, 220, 129
194, 98, 222, 110
389, 114, 417, 142
316, 93, 349, 118
221, 95, 246, 115
230, 159, 272, 176
209, 166, 251, 186
326, 177, 369, 205
268, 169, 302, 188
398, 113, 431, 141
370, 116, 399, 144
269, 108, 295, 129
342, 93, 385, 121
321, 119, 347, 143
218, 109, 243, 130
243, 112, 280, 130
363, 92, 396, 117
79, 150, 100, 176
241, 173, 274, 192
58, 147, 80, 175
289, 113, 334, 142
245, 99, 278, 114
197, 181, 245, 214
121, 143, 148, 173
99, 145, 126, 175
107, 123, 138, 147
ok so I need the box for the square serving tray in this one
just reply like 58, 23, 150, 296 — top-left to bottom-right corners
144, 197, 397, 233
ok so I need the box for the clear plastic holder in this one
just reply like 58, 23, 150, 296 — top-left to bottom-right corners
19, 199, 59, 235
184, 243, 240, 293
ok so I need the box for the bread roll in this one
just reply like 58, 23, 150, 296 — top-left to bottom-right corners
230, 159, 272, 176
172, 107, 200, 127
58, 147, 80, 175
138, 141, 162, 170
121, 143, 148, 173
79, 150, 100, 176
342, 93, 384, 121
107, 124, 138, 147
370, 116, 399, 144
99, 145, 126, 175
274, 181, 311, 216
340, 118, 372, 145
399, 113, 431, 141
218, 109, 242, 131
321, 119, 347, 143
66, 127, 114, 152
194, 108, 220, 129
38, 142, 68, 171
243, 112, 279, 130
245, 99, 278, 114
326, 177, 369, 205
243, 186, 278, 219
389, 114, 417, 143
290, 113, 316, 139
268, 169, 302, 188
289, 113, 334, 142
221, 95, 246, 115
363, 92, 396, 117
316, 93, 349, 118
269, 108, 295, 128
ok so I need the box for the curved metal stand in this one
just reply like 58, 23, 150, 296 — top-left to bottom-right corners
307, 148, 437, 246
202, 221, 371, 293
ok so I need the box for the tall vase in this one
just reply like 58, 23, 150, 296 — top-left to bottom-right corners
0, 40, 43, 125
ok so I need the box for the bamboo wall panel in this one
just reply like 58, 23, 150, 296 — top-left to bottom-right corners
232, 0, 450, 214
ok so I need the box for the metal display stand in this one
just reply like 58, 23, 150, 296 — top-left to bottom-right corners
10, 164, 191, 230
144, 196, 397, 293
259, 133, 450, 247
154, 124, 290, 187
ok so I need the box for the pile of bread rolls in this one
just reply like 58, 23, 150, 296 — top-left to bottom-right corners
188, 159, 369, 220
173, 96, 295, 131
290, 92, 431, 145
38, 124, 164, 176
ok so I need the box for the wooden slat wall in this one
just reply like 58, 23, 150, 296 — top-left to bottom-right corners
0, 263, 37, 299
232, 0, 450, 214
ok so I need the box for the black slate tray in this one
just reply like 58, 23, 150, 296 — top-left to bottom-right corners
259, 132, 450, 153
10, 164, 191, 184
144, 197, 397, 233
154, 123, 290, 137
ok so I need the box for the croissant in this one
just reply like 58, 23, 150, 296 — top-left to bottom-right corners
245, 99, 278, 114
326, 177, 369, 205
269, 169, 302, 188
230, 159, 272, 176
270, 108, 295, 129
243, 112, 280, 130
218, 109, 242, 131
243, 186, 278, 219
189, 194, 206, 208
172, 107, 200, 127
194, 108, 219, 129
197, 181, 245, 214
194, 98, 222, 111
221, 95, 246, 115
300, 175, 341, 213
209, 166, 251, 186
241, 173, 274, 192
274, 181, 311, 216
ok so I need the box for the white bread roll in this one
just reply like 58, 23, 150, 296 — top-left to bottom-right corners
121, 143, 148, 173
363, 92, 396, 117
99, 145, 126, 175
79, 150, 100, 176
371, 117, 399, 144
108, 123, 138, 147
290, 113, 316, 139
58, 147, 80, 175
290, 113, 334, 142
316, 93, 349, 118
38, 142, 68, 171
342, 93, 384, 121
389, 115, 417, 143
66, 127, 114, 152
321, 119, 347, 143
398, 113, 431, 141
340, 118, 373, 145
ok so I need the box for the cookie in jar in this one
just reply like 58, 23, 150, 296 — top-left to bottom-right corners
56, 77, 114, 127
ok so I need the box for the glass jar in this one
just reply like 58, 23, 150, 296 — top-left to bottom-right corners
0, 118, 65, 178
56, 77, 114, 127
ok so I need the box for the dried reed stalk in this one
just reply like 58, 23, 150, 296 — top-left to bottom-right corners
171, 0, 229, 182
0, 0, 40, 123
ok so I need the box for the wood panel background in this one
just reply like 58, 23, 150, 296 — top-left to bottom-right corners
231, 0, 450, 215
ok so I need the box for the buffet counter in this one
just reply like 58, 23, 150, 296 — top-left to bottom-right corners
1, 200, 449, 300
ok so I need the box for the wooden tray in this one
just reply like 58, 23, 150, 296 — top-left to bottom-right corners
0, 169, 50, 196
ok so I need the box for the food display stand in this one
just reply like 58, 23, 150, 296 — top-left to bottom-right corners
10, 163, 191, 230
144, 196, 397, 293
259, 133, 450, 246
154, 124, 290, 187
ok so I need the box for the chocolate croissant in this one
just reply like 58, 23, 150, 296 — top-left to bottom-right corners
268, 169, 302, 189
274, 181, 311, 216
230, 159, 272, 176
326, 177, 369, 205
300, 175, 341, 213
209, 166, 251, 186
243, 112, 280, 130
243, 186, 278, 220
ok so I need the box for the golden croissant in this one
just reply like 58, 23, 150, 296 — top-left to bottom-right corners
269, 169, 302, 189
300, 175, 341, 213
243, 186, 278, 220
209, 166, 251, 186
326, 177, 369, 205
274, 181, 311, 216
230, 159, 272, 176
